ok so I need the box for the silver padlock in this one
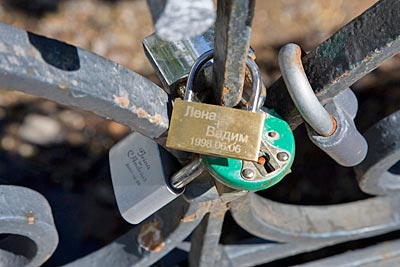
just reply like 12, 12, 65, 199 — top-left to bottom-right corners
143, 29, 215, 94
109, 132, 203, 224
279, 43, 368, 167
143, 28, 255, 95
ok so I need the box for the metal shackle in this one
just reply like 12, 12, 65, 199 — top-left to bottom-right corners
279, 43, 368, 167
184, 50, 265, 112
278, 44, 335, 136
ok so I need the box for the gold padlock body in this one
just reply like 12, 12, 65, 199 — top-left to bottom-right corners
166, 99, 265, 161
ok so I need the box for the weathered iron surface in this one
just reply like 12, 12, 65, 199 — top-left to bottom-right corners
355, 110, 400, 195
1, 1, 400, 265
297, 239, 400, 267
230, 192, 400, 243
213, 0, 255, 107
0, 23, 170, 139
63, 184, 218, 267
266, 0, 400, 129
146, 0, 215, 41
0, 185, 58, 267
189, 203, 227, 267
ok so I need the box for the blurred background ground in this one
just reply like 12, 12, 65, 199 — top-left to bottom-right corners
0, 0, 399, 266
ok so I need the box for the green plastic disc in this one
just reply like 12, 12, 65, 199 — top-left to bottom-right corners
202, 109, 295, 191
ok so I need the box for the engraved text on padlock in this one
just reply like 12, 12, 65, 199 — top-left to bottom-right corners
167, 99, 265, 161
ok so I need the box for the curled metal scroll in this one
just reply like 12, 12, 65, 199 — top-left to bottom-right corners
355, 110, 400, 195
230, 193, 400, 243
0, 185, 58, 267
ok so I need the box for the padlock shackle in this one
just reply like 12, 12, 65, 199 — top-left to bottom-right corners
246, 58, 262, 112
279, 43, 336, 136
184, 50, 263, 112
184, 50, 214, 101
170, 157, 205, 189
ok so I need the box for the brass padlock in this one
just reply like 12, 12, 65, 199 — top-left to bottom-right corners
166, 50, 265, 162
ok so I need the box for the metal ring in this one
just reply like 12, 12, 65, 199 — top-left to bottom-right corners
278, 43, 335, 136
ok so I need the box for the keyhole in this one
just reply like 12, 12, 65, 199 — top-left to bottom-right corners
259, 155, 275, 173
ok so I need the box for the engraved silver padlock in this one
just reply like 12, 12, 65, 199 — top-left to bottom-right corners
109, 132, 183, 224
109, 132, 203, 224
279, 43, 367, 167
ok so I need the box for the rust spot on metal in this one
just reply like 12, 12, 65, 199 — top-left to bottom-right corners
180, 213, 197, 223
137, 108, 148, 118
138, 220, 165, 252
323, 116, 338, 137
222, 86, 232, 94
149, 113, 163, 124
58, 84, 68, 90
113, 95, 130, 107
292, 44, 307, 75
364, 54, 372, 61
26, 212, 35, 225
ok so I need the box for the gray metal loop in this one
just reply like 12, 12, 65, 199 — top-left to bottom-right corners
278, 43, 335, 136
279, 43, 368, 167
355, 110, 400, 195
184, 50, 263, 112
0, 185, 58, 267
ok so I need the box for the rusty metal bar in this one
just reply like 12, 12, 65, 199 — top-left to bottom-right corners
213, 0, 255, 107
189, 205, 227, 267
266, 0, 400, 129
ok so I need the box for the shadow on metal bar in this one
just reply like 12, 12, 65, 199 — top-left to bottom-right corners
0, 23, 170, 139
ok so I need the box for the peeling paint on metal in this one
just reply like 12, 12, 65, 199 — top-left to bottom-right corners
149, 113, 163, 124
137, 108, 148, 118
58, 84, 68, 90
181, 213, 197, 223
113, 95, 130, 107
138, 220, 165, 252
26, 212, 36, 225
113, 88, 130, 107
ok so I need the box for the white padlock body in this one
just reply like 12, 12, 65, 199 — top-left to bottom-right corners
109, 132, 182, 224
